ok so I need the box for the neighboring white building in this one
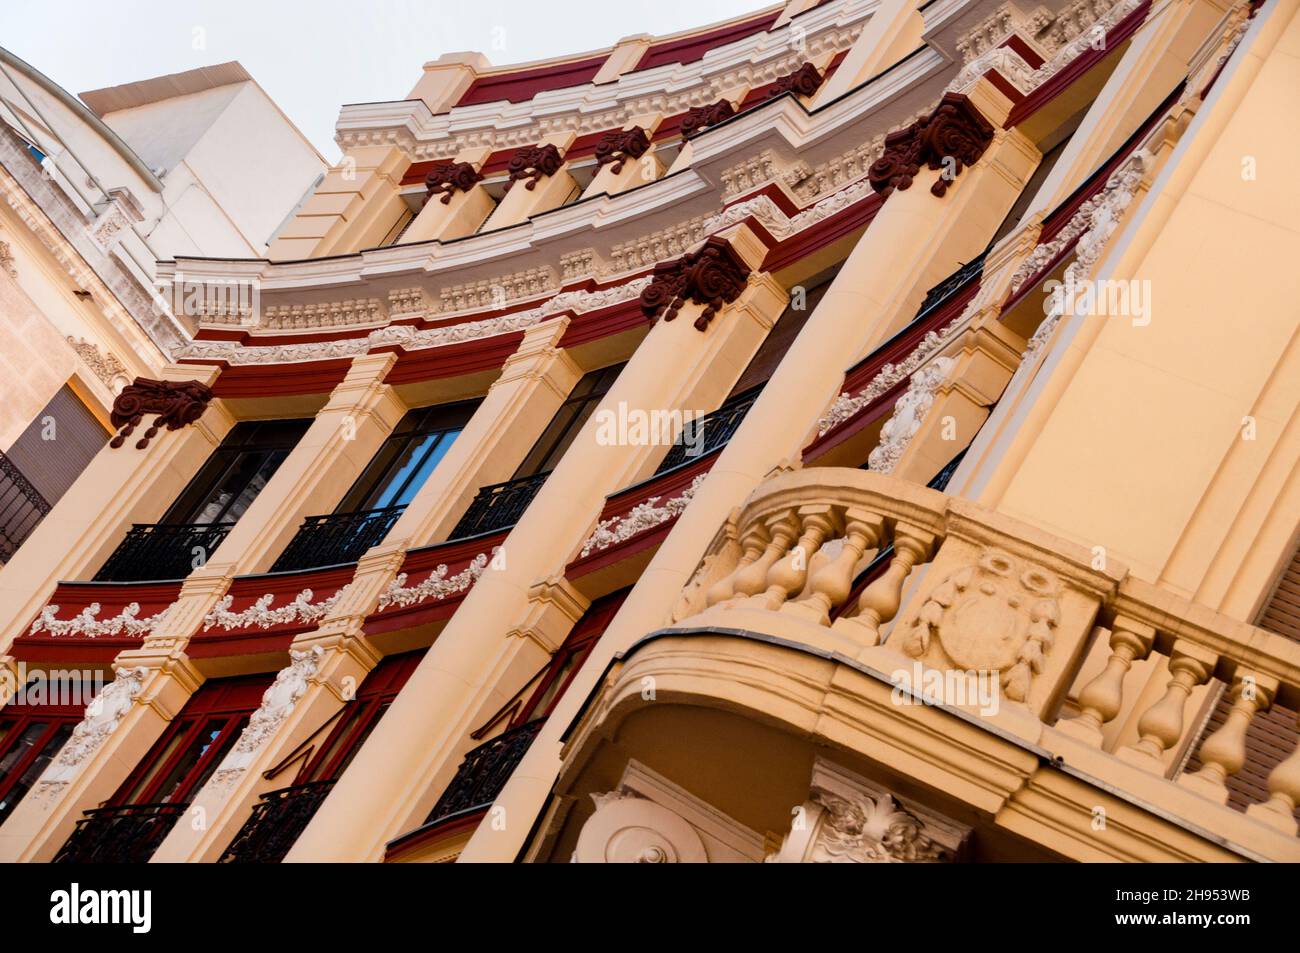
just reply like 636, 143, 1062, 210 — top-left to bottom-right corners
0, 52, 325, 560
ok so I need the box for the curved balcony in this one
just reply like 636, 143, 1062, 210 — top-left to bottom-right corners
271, 506, 406, 573
93, 522, 235, 583
53, 802, 187, 863
219, 780, 336, 864
545, 468, 1300, 862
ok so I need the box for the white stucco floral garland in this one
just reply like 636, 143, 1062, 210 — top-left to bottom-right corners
580, 473, 707, 558
29, 602, 168, 639
377, 548, 498, 611
817, 315, 967, 437
202, 586, 350, 631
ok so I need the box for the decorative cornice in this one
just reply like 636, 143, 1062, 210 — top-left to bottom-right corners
594, 126, 651, 175
177, 277, 650, 366
203, 586, 350, 631
262, 298, 387, 331
639, 236, 751, 332
424, 160, 485, 205
581, 473, 706, 557
505, 143, 565, 192
868, 93, 995, 199
109, 377, 214, 449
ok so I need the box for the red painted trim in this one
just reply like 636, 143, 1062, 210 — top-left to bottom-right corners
762, 189, 883, 272
187, 565, 356, 653
201, 359, 352, 399
457, 55, 607, 108
633, 11, 782, 73
13, 580, 182, 663
385, 330, 525, 384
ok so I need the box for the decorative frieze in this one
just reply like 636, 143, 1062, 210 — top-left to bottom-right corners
46, 667, 149, 772
439, 266, 556, 314
868, 93, 995, 199
680, 100, 736, 139
639, 236, 751, 332
30, 601, 168, 639
424, 160, 484, 205
955, 3, 1053, 62
377, 548, 498, 610
818, 317, 966, 436
504, 143, 565, 192
594, 127, 650, 175
580, 473, 706, 558
66, 336, 129, 391
262, 298, 386, 331
388, 286, 435, 319
1027, 0, 1144, 87
203, 586, 350, 631
109, 377, 214, 449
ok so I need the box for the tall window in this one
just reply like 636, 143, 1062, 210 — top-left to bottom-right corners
0, 680, 97, 825
335, 401, 478, 513
514, 363, 624, 479
163, 419, 309, 525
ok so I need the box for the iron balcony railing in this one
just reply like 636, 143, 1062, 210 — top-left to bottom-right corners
219, 779, 337, 863
425, 720, 544, 826
93, 522, 235, 583
270, 506, 406, 573
449, 472, 550, 540
0, 450, 50, 563
654, 386, 761, 476
927, 450, 968, 492
913, 252, 986, 324
53, 802, 188, 863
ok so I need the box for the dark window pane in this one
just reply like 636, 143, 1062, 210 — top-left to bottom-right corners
515, 363, 624, 478
162, 420, 308, 525
0, 722, 73, 824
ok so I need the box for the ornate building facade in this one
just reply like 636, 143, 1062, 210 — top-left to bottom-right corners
0, 0, 1297, 866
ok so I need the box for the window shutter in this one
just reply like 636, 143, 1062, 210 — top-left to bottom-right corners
4, 385, 108, 505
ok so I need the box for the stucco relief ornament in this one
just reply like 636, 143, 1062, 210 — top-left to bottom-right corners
203, 586, 350, 631
680, 99, 736, 138
377, 548, 498, 610
580, 474, 706, 557
808, 788, 952, 863
424, 161, 484, 206
47, 667, 149, 772
593, 126, 650, 175
866, 356, 955, 473
504, 143, 564, 192
109, 377, 213, 449
639, 236, 751, 332
868, 93, 995, 198
769, 62, 825, 99
902, 548, 1062, 702
30, 601, 166, 639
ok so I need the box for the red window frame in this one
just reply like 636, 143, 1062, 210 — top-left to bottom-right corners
110, 673, 271, 807
0, 690, 90, 824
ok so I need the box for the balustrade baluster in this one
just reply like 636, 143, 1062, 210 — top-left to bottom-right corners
1117, 642, 1216, 769
834, 523, 934, 646
1058, 618, 1155, 747
1245, 716, 1300, 835
1179, 672, 1276, 802
790, 509, 884, 626
725, 510, 799, 606
705, 523, 768, 607
752, 505, 837, 611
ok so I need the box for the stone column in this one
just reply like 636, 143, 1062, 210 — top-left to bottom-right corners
0, 365, 232, 658
461, 81, 1041, 861
399, 147, 497, 244
203, 352, 406, 574
287, 229, 786, 860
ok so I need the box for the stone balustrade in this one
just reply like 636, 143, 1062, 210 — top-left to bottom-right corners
671, 466, 1300, 845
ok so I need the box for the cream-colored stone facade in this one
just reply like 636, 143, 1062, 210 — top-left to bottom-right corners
0, 0, 1296, 869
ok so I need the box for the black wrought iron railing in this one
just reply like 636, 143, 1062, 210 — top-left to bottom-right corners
425, 720, 543, 826
0, 450, 50, 563
913, 253, 985, 324
218, 779, 336, 863
271, 506, 405, 573
927, 450, 968, 492
654, 386, 761, 476
93, 522, 235, 583
53, 802, 188, 863
449, 472, 550, 540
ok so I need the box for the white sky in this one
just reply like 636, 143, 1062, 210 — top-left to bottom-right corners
0, 0, 769, 163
